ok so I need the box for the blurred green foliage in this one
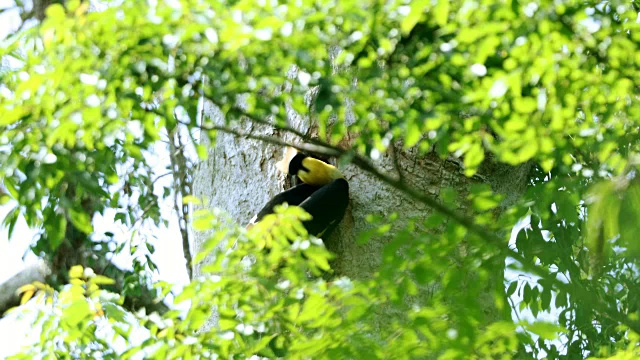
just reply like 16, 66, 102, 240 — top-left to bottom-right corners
1, 0, 640, 358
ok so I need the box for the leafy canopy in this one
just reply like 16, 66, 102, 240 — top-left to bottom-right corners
1, 0, 640, 358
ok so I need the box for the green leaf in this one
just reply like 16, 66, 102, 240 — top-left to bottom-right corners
472, 196, 500, 211
189, 309, 209, 330
413, 263, 432, 285
540, 158, 554, 173
298, 294, 324, 322
103, 302, 128, 323
433, 1, 449, 26
464, 142, 485, 176
524, 322, 564, 341
66, 0, 82, 12
174, 286, 196, 304
3, 178, 19, 199
303, 247, 331, 272
619, 183, 640, 255
423, 213, 445, 228
522, 283, 531, 303
192, 248, 210, 265
585, 182, 620, 259
249, 334, 277, 354
218, 319, 236, 331
1, 206, 20, 240
68, 208, 94, 234
47, 215, 67, 251
195, 144, 209, 160
91, 275, 116, 285
405, 121, 422, 148
69, 265, 84, 279
555, 292, 568, 308
288, 302, 301, 320
540, 288, 552, 311
513, 97, 537, 113
45, 4, 67, 20
63, 300, 92, 327
0, 108, 25, 126
506, 281, 518, 297
115, 212, 127, 225
440, 188, 458, 206
401, 0, 428, 35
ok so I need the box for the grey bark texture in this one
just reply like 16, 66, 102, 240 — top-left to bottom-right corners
0, 260, 50, 315
192, 93, 532, 331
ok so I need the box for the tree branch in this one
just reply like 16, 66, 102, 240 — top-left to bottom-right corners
201, 120, 495, 244
168, 126, 194, 281
0, 260, 50, 316
0, 258, 169, 317
200, 122, 640, 335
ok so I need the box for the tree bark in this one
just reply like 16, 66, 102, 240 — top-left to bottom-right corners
0, 258, 168, 317
0, 260, 50, 315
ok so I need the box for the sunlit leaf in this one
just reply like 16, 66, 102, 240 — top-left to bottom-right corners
69, 265, 84, 279
524, 322, 564, 341
432, 1, 449, 26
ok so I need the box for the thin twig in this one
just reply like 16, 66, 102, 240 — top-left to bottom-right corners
168, 126, 194, 281
508, 294, 522, 323
152, 172, 173, 183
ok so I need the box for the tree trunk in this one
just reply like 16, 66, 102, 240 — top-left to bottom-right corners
193, 94, 532, 332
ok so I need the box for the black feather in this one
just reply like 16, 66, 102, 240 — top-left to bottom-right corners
254, 183, 321, 222
253, 179, 349, 237
299, 178, 349, 236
